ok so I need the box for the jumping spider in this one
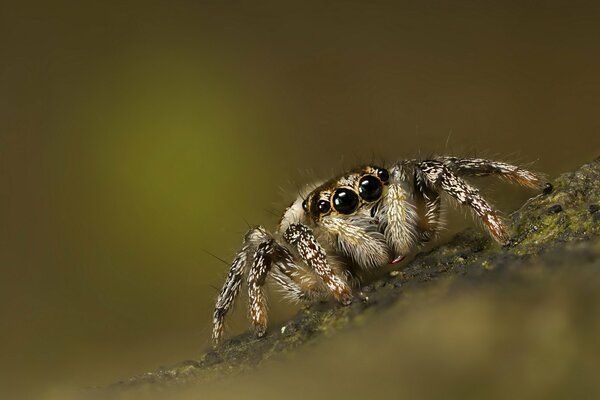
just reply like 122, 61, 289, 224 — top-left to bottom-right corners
212, 157, 542, 344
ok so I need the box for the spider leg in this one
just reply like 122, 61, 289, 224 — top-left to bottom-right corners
214, 225, 349, 342
212, 246, 250, 344
413, 168, 444, 244
212, 226, 269, 344
249, 234, 352, 337
283, 223, 353, 305
270, 255, 332, 303
417, 160, 510, 244
379, 164, 419, 259
439, 157, 544, 188
247, 239, 280, 337
412, 158, 543, 244
250, 232, 356, 337
320, 215, 390, 269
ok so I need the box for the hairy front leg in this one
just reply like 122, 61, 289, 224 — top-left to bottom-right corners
248, 236, 337, 337
283, 223, 353, 305
379, 164, 419, 261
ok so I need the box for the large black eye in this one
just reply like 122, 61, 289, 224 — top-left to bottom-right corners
302, 199, 308, 213
359, 175, 383, 201
317, 199, 331, 214
332, 188, 359, 214
377, 168, 389, 182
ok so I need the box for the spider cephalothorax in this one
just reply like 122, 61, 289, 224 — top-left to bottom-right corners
302, 165, 389, 221
212, 157, 543, 344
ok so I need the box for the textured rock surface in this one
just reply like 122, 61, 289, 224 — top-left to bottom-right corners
104, 157, 600, 398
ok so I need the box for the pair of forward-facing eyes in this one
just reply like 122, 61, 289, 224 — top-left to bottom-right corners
302, 167, 390, 216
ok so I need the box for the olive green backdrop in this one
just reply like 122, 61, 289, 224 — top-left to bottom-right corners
1, 1, 599, 397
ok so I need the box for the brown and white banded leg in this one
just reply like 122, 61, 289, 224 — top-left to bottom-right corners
247, 239, 279, 338
417, 160, 510, 244
250, 233, 355, 337
212, 246, 251, 344
270, 257, 331, 303
283, 223, 353, 305
439, 157, 543, 188
212, 226, 269, 344
215, 225, 350, 342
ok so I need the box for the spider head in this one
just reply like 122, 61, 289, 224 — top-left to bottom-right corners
302, 166, 390, 222
300, 165, 392, 268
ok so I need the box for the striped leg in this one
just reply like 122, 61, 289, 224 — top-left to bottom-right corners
283, 223, 353, 305
439, 157, 544, 188
212, 226, 269, 344
417, 160, 510, 244
247, 240, 277, 338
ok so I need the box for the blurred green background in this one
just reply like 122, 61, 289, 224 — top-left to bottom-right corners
1, 1, 599, 398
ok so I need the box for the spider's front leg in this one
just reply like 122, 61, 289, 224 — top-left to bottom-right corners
283, 223, 353, 305
248, 222, 355, 338
380, 163, 420, 259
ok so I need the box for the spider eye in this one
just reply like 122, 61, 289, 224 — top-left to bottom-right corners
332, 188, 359, 214
302, 199, 308, 213
317, 199, 331, 214
377, 168, 390, 182
358, 175, 383, 201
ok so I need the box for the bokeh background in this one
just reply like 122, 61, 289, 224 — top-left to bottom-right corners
1, 1, 599, 398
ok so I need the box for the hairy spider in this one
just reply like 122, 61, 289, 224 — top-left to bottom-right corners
212, 157, 543, 344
